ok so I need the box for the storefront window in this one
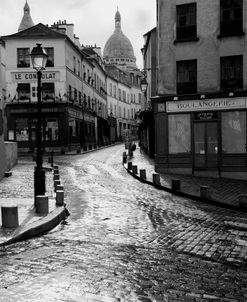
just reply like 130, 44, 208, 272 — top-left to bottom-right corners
42, 83, 55, 101
168, 114, 191, 153
16, 118, 29, 141
45, 119, 59, 141
17, 83, 31, 101
222, 111, 246, 153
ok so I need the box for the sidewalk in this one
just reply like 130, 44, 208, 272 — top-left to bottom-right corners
0, 160, 68, 246
125, 147, 247, 211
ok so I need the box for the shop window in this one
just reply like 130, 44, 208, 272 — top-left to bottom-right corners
176, 3, 197, 41
220, 0, 243, 36
222, 111, 246, 153
45, 47, 54, 67
16, 118, 29, 141
42, 83, 55, 101
17, 83, 30, 101
221, 55, 243, 92
177, 60, 197, 94
168, 114, 191, 153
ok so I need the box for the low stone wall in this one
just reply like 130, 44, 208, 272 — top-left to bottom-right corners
4, 141, 18, 172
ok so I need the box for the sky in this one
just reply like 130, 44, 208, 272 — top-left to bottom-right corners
1, 0, 156, 69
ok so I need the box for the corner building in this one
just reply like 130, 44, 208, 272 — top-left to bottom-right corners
154, 0, 247, 179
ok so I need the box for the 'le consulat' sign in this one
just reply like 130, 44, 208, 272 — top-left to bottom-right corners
166, 97, 247, 112
11, 71, 60, 82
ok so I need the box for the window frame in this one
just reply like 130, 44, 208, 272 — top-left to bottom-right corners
220, 0, 244, 37
220, 55, 243, 92
17, 48, 30, 68
177, 59, 197, 95
176, 3, 198, 42
45, 47, 54, 67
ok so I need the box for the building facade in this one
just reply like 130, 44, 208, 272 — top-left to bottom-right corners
82, 46, 109, 146
105, 65, 141, 141
103, 9, 143, 142
2, 22, 98, 153
140, 27, 157, 157
0, 38, 6, 179
153, 0, 247, 179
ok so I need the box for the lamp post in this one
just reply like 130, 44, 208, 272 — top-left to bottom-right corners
30, 43, 48, 202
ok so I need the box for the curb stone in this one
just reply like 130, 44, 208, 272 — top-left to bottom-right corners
123, 164, 247, 213
0, 206, 70, 247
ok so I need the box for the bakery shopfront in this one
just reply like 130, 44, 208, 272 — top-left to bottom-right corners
153, 95, 247, 179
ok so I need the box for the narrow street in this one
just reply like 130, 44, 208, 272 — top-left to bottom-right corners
0, 144, 247, 302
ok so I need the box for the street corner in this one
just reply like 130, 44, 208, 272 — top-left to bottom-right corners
0, 204, 70, 247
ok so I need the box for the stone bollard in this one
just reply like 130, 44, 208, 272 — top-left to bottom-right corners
200, 186, 210, 200
53, 173, 60, 181
1, 206, 19, 228
53, 168, 59, 175
35, 195, 49, 214
54, 180, 61, 191
122, 152, 127, 164
132, 165, 138, 174
153, 173, 161, 185
239, 195, 247, 210
140, 169, 146, 179
127, 162, 133, 170
56, 190, 64, 206
56, 184, 64, 192
172, 179, 181, 191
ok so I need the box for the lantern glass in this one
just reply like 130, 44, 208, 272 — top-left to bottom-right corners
30, 43, 48, 71
140, 78, 148, 92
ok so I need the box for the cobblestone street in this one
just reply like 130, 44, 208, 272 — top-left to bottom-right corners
0, 144, 247, 301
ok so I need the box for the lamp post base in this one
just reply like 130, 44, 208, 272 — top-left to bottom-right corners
34, 167, 46, 207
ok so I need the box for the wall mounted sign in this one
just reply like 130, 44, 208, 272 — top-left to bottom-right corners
194, 112, 217, 120
11, 71, 60, 82
166, 97, 247, 112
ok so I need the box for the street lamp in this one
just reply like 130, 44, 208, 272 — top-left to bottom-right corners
30, 43, 48, 202
140, 76, 148, 93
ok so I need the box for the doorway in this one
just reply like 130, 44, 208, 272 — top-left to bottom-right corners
194, 121, 218, 169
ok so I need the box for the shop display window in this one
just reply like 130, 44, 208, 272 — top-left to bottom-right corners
222, 111, 246, 153
168, 114, 191, 154
16, 118, 29, 141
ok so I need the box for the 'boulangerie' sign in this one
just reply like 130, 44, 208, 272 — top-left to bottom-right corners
166, 98, 247, 112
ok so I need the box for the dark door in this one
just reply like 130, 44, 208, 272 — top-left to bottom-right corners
194, 121, 218, 169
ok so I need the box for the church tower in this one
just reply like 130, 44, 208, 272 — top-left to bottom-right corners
18, 1, 34, 32
103, 8, 137, 70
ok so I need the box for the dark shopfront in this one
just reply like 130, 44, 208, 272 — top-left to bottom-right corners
5, 102, 96, 153
153, 95, 247, 180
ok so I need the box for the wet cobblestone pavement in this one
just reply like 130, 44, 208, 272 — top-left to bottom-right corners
0, 144, 247, 301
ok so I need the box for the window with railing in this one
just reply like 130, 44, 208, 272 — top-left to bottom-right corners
17, 83, 30, 101
220, 0, 243, 36
221, 55, 243, 91
177, 59, 197, 94
176, 3, 197, 41
42, 83, 55, 101
17, 48, 30, 68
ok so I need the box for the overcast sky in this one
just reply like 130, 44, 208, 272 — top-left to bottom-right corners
1, 0, 156, 69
